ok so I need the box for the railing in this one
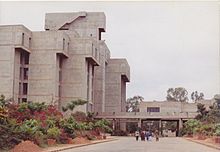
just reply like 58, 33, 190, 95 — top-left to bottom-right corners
95, 112, 198, 119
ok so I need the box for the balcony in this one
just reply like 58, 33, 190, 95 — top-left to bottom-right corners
0, 25, 32, 53
106, 59, 130, 82
73, 38, 100, 66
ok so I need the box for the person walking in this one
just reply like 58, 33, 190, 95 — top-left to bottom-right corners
141, 131, 145, 141
145, 130, 149, 141
155, 130, 159, 141
135, 130, 140, 141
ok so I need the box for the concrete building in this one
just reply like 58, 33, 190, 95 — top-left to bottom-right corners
0, 12, 130, 113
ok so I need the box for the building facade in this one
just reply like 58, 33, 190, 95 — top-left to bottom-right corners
0, 12, 130, 113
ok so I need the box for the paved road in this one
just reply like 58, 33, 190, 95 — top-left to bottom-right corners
63, 137, 219, 152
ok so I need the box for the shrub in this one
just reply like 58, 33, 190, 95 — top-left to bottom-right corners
59, 117, 77, 138
71, 111, 87, 122
183, 119, 201, 135
20, 119, 41, 138
47, 127, 60, 140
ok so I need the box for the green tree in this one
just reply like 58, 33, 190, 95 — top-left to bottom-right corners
126, 95, 144, 112
195, 103, 208, 121
62, 99, 88, 112
191, 91, 204, 102
166, 87, 188, 102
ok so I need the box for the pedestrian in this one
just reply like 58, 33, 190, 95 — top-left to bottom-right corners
149, 131, 152, 141
141, 131, 145, 141
155, 130, 159, 141
145, 130, 149, 141
135, 130, 140, 141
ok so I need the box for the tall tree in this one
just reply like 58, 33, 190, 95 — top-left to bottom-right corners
126, 95, 144, 112
166, 87, 188, 102
191, 91, 204, 102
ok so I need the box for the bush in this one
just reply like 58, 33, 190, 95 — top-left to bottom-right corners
59, 117, 77, 138
47, 127, 60, 140
183, 119, 201, 135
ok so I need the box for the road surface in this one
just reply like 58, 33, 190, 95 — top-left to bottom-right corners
62, 137, 219, 152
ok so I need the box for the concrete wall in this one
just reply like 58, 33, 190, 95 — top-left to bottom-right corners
139, 100, 215, 113
0, 25, 31, 100
0, 12, 130, 115
45, 12, 106, 41
105, 59, 130, 112
28, 31, 69, 103
93, 41, 110, 113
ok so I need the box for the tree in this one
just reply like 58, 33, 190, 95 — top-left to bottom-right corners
62, 99, 88, 112
195, 103, 208, 121
191, 91, 204, 102
166, 87, 188, 102
126, 95, 144, 112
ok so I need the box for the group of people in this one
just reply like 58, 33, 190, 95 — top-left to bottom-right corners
135, 130, 159, 141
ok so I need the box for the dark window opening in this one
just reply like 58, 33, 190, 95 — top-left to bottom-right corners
29, 37, 31, 48
147, 107, 160, 112
22, 98, 27, 102
63, 38, 65, 50
24, 68, 28, 80
19, 83, 22, 95
23, 83, 28, 95
22, 33, 24, 45
24, 52, 29, 64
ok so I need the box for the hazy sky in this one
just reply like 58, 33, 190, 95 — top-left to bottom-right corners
0, 1, 219, 101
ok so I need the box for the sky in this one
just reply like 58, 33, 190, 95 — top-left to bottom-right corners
0, 1, 219, 101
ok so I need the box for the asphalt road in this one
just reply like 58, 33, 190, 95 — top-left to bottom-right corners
62, 137, 219, 152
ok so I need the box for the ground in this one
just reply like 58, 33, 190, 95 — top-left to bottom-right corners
62, 137, 219, 152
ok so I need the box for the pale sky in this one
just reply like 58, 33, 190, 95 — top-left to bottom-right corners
0, 1, 219, 101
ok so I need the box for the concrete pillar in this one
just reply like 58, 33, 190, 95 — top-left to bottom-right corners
178, 119, 183, 136
159, 120, 162, 136
112, 119, 116, 131
138, 119, 142, 129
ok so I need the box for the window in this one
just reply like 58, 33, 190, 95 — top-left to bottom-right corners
24, 68, 28, 80
63, 38, 65, 50
24, 52, 29, 64
22, 33, 24, 45
29, 37, 31, 48
147, 107, 160, 112
22, 98, 27, 102
23, 83, 28, 95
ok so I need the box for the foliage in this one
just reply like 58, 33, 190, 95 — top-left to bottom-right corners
166, 87, 188, 102
0, 119, 25, 150
94, 119, 112, 133
126, 95, 144, 112
191, 91, 204, 102
47, 127, 60, 139
71, 111, 87, 122
62, 99, 88, 112
195, 103, 208, 121
214, 123, 220, 136
20, 119, 41, 138
59, 117, 77, 138
183, 119, 201, 135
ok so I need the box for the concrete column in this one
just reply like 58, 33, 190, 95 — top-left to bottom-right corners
112, 119, 116, 131
138, 119, 142, 129
178, 119, 183, 136
159, 120, 162, 136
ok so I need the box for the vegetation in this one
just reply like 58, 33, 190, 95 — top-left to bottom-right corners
126, 95, 144, 112
166, 87, 188, 102
191, 91, 204, 102
182, 95, 220, 137
62, 99, 88, 112
0, 95, 111, 150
